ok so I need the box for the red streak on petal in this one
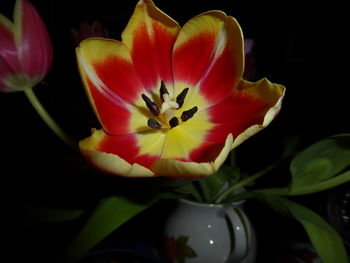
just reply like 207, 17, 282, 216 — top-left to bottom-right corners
189, 141, 224, 163
131, 23, 157, 89
152, 21, 176, 85
206, 92, 269, 143
131, 22, 176, 90
93, 55, 143, 103
199, 45, 239, 104
173, 33, 216, 86
87, 79, 131, 135
98, 133, 158, 169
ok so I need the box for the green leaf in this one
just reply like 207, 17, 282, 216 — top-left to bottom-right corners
62, 196, 155, 263
256, 194, 348, 263
197, 165, 243, 203
219, 165, 243, 185
290, 134, 350, 188
166, 181, 204, 202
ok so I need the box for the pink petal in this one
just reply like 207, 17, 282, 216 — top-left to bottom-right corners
0, 20, 22, 75
14, 0, 52, 78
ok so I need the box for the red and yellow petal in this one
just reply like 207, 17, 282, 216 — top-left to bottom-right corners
76, 38, 145, 135
173, 11, 244, 105
151, 133, 233, 179
122, 0, 180, 92
206, 78, 285, 147
79, 129, 155, 177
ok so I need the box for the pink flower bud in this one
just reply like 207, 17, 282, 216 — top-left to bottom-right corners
0, 0, 52, 92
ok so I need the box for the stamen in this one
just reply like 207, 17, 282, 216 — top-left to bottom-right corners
160, 80, 169, 102
181, 106, 198, 122
176, 87, 189, 109
147, 119, 162, 129
142, 94, 159, 116
169, 117, 179, 129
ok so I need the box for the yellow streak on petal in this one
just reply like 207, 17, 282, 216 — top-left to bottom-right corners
174, 11, 227, 49
238, 78, 285, 106
152, 134, 233, 179
152, 158, 215, 179
122, 0, 180, 51
179, 110, 215, 142
214, 133, 233, 170
175, 81, 209, 117
77, 38, 131, 64
137, 130, 167, 157
161, 127, 202, 159
79, 129, 155, 178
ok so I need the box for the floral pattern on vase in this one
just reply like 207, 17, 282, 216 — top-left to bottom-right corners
164, 236, 198, 263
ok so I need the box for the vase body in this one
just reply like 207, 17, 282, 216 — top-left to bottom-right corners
163, 199, 256, 263
328, 183, 350, 247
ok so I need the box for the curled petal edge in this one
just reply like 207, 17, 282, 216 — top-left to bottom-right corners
231, 80, 286, 150
151, 133, 233, 179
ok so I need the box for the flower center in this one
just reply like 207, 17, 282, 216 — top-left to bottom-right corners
142, 81, 198, 130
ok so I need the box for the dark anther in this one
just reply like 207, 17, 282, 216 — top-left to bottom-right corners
142, 94, 159, 116
181, 106, 198, 122
147, 119, 162, 129
176, 87, 189, 109
160, 80, 169, 102
169, 117, 179, 129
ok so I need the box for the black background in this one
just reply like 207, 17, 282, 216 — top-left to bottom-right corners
0, 0, 349, 262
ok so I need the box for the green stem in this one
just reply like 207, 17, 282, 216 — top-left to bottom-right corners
214, 168, 264, 204
214, 157, 289, 204
24, 88, 78, 151
197, 179, 211, 203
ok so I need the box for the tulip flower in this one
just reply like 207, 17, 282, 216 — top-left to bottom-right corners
0, 0, 52, 92
76, 0, 285, 179
71, 20, 108, 46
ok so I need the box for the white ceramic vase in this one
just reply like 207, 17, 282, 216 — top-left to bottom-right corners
163, 199, 257, 263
